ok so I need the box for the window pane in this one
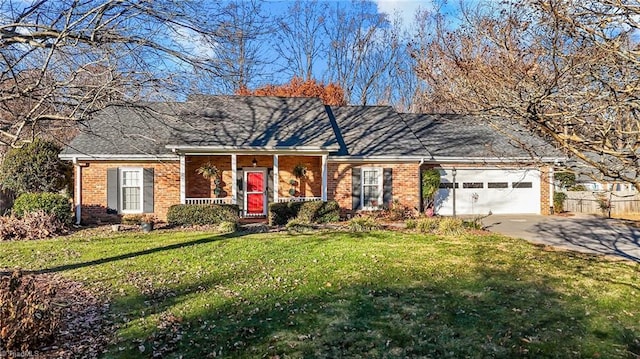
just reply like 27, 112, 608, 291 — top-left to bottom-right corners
438, 183, 458, 189
363, 169, 378, 185
512, 182, 533, 189
463, 182, 484, 189
122, 187, 140, 210
122, 170, 140, 186
363, 185, 379, 207
487, 182, 508, 189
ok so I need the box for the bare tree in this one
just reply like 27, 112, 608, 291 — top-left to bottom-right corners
324, 0, 397, 105
0, 0, 222, 147
273, 0, 328, 81
414, 0, 640, 190
203, 0, 272, 93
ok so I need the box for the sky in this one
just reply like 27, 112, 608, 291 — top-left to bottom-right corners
374, 0, 434, 24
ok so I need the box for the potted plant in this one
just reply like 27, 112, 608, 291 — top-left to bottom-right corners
292, 163, 307, 179
196, 162, 220, 179
196, 162, 224, 197
288, 179, 298, 196
140, 214, 156, 233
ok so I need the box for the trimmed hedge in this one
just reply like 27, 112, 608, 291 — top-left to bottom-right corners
269, 200, 340, 226
12, 192, 72, 224
268, 202, 304, 226
166, 204, 239, 226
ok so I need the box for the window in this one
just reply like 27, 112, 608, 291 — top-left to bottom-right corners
120, 168, 143, 212
487, 182, 508, 189
463, 182, 484, 189
107, 167, 153, 215
361, 167, 382, 208
439, 183, 459, 189
512, 182, 533, 189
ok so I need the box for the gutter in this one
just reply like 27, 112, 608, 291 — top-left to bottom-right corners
327, 156, 567, 163
59, 154, 179, 161
165, 145, 340, 153
72, 157, 82, 225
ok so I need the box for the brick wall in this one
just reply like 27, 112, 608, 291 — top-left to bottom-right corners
184, 154, 322, 199
186, 155, 232, 198
327, 162, 421, 213
78, 160, 180, 223
540, 166, 552, 215
277, 155, 321, 198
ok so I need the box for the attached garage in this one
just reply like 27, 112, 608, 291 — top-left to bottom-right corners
434, 168, 542, 215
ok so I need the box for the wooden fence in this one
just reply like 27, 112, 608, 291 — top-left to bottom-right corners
562, 191, 640, 215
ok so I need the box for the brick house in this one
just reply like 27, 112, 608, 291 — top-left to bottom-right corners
59, 96, 563, 224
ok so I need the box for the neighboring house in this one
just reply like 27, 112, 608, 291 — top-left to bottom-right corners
59, 96, 564, 223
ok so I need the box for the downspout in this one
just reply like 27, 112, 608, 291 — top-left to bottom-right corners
549, 166, 554, 215
73, 157, 82, 225
418, 158, 425, 212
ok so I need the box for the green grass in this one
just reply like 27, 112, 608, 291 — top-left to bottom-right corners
1, 229, 639, 358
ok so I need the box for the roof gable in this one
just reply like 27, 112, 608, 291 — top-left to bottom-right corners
329, 105, 428, 157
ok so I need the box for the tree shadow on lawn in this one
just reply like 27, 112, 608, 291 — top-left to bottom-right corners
108, 255, 639, 358
0, 231, 244, 276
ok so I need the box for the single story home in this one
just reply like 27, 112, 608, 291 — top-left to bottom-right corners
59, 96, 564, 223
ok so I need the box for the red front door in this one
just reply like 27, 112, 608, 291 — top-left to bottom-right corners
246, 171, 265, 215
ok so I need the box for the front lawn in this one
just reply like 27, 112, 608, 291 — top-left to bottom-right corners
1, 229, 639, 358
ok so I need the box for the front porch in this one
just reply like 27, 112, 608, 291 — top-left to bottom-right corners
179, 153, 328, 217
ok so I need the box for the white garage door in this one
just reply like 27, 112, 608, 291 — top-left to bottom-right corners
435, 168, 541, 215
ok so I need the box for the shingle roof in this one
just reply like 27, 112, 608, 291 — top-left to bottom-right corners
61, 102, 180, 156
61, 96, 339, 156
328, 106, 429, 157
170, 96, 338, 150
61, 96, 562, 162
402, 113, 562, 159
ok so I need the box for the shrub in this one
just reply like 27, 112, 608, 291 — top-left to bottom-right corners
437, 217, 465, 235
121, 214, 144, 225
167, 204, 239, 226
0, 270, 60, 352
417, 217, 440, 233
348, 216, 381, 232
462, 217, 484, 230
286, 218, 315, 233
405, 219, 417, 229
553, 192, 568, 213
422, 168, 441, 211
386, 200, 416, 221
0, 139, 71, 195
300, 200, 340, 223
296, 201, 325, 222
0, 211, 68, 241
13, 192, 71, 224
269, 200, 340, 226
218, 221, 237, 233
268, 202, 304, 226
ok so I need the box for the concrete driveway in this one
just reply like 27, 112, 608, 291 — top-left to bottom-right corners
481, 214, 640, 262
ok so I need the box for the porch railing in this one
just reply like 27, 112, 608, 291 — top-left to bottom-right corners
277, 197, 322, 203
185, 197, 233, 205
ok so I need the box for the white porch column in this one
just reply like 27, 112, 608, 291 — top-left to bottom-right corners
321, 154, 328, 201
179, 155, 186, 204
231, 154, 237, 204
273, 154, 279, 203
